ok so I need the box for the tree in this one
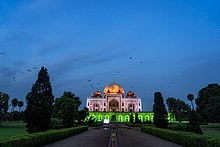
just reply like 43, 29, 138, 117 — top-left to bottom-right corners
17, 101, 24, 112
130, 114, 134, 123
0, 92, 10, 122
166, 97, 190, 123
187, 94, 195, 110
53, 91, 81, 128
153, 92, 168, 128
25, 67, 54, 133
11, 98, 18, 112
135, 113, 140, 124
77, 107, 89, 124
196, 83, 220, 123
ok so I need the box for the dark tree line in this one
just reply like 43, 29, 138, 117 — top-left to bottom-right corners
196, 83, 220, 123
153, 92, 168, 128
0, 92, 24, 123
25, 66, 88, 133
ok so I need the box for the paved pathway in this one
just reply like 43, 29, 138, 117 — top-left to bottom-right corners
117, 128, 183, 147
45, 124, 183, 147
45, 127, 111, 147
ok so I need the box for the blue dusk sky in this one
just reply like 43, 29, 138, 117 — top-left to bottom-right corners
0, 0, 220, 111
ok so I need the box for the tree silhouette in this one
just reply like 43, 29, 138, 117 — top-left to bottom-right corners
153, 92, 168, 128
166, 97, 190, 123
53, 91, 81, 128
11, 98, 18, 112
0, 92, 10, 122
196, 83, 220, 123
187, 94, 194, 110
130, 114, 134, 123
17, 101, 24, 112
25, 67, 54, 133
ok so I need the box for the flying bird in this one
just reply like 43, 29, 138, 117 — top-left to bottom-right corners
33, 67, 37, 69
27, 69, 32, 72
88, 80, 91, 82
129, 57, 132, 59
12, 77, 16, 81
0, 52, 6, 55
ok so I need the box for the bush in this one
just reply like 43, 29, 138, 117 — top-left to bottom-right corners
141, 126, 220, 147
168, 123, 188, 131
0, 126, 88, 147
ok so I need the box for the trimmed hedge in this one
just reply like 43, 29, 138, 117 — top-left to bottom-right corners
125, 123, 153, 127
0, 126, 88, 147
141, 126, 220, 147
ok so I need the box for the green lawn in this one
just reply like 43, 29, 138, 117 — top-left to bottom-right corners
0, 121, 27, 138
202, 128, 220, 139
200, 124, 220, 141
0, 127, 27, 138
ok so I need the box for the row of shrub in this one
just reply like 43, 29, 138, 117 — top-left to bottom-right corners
0, 126, 88, 147
141, 126, 220, 147
125, 123, 152, 127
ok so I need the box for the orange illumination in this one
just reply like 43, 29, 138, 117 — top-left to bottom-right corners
104, 82, 124, 94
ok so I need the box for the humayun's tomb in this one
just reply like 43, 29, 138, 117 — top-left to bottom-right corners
86, 82, 174, 123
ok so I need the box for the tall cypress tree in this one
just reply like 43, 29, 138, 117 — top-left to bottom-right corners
153, 92, 168, 128
25, 67, 54, 133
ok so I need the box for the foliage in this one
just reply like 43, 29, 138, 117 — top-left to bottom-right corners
187, 94, 195, 110
125, 123, 152, 127
11, 98, 18, 112
17, 101, 24, 112
3, 111, 25, 121
196, 83, 220, 123
129, 114, 134, 123
166, 97, 190, 123
187, 110, 203, 134
77, 107, 89, 124
0, 92, 9, 122
141, 126, 220, 147
50, 118, 63, 129
25, 67, 54, 133
53, 91, 82, 128
87, 115, 95, 124
0, 126, 88, 147
153, 92, 168, 128
134, 113, 140, 124
168, 123, 188, 131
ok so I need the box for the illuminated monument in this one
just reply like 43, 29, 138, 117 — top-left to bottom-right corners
86, 82, 173, 123
86, 82, 142, 112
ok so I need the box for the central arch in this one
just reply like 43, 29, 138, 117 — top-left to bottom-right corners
111, 115, 116, 122
109, 99, 119, 112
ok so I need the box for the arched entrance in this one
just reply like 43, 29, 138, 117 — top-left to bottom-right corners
128, 103, 135, 112
111, 115, 116, 122
109, 99, 119, 112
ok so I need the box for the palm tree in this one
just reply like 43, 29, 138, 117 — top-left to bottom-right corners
11, 98, 18, 112
17, 101, 24, 112
187, 94, 194, 110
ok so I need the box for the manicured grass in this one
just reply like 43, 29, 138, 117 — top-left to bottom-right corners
1, 121, 26, 128
0, 121, 27, 138
201, 124, 220, 139
0, 127, 27, 138
202, 128, 220, 139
